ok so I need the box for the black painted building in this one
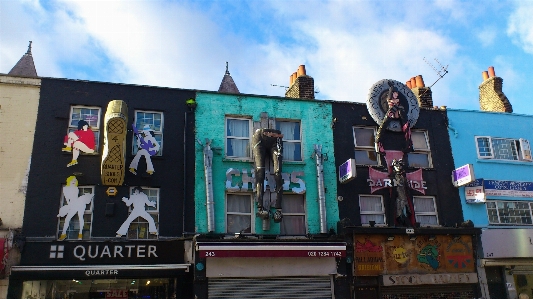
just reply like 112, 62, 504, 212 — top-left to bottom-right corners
332, 80, 481, 299
8, 78, 196, 299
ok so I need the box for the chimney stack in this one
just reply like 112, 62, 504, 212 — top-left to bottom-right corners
479, 66, 512, 113
285, 65, 315, 100
408, 75, 433, 108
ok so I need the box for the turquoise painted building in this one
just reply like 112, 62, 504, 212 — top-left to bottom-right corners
448, 108, 533, 299
193, 91, 339, 235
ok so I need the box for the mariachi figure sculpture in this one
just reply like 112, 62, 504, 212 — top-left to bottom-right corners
252, 128, 284, 223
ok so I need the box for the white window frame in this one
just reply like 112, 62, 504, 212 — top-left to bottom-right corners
353, 126, 380, 166
280, 194, 307, 235
226, 193, 254, 234
408, 130, 433, 168
57, 185, 94, 240
486, 200, 533, 225
359, 195, 386, 226
413, 196, 439, 226
132, 110, 164, 156
126, 187, 159, 240
276, 120, 303, 162
225, 117, 252, 159
68, 106, 101, 154
476, 136, 532, 162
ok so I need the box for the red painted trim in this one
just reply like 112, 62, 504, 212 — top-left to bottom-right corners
200, 249, 345, 258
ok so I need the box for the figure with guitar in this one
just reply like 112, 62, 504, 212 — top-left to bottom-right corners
129, 124, 160, 175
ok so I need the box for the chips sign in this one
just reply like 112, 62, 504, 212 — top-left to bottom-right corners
339, 159, 356, 184
452, 164, 475, 187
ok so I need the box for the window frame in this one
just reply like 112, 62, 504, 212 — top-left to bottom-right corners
132, 110, 164, 156
57, 185, 94, 240
408, 130, 433, 168
68, 106, 101, 154
225, 117, 253, 159
475, 136, 532, 162
280, 194, 307, 235
226, 193, 254, 234
486, 200, 533, 225
413, 196, 439, 227
126, 187, 159, 240
358, 195, 386, 227
275, 119, 303, 162
353, 126, 380, 166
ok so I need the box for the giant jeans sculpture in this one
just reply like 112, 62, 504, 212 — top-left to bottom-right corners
252, 128, 284, 223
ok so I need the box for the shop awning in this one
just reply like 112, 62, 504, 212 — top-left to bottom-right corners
10, 264, 190, 280
197, 242, 346, 258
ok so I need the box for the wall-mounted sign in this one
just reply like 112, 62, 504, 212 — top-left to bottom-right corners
483, 179, 533, 198
354, 235, 475, 276
101, 100, 128, 186
339, 159, 356, 184
465, 179, 485, 203
225, 168, 306, 194
382, 273, 478, 286
21, 240, 185, 265
198, 243, 345, 258
452, 164, 475, 187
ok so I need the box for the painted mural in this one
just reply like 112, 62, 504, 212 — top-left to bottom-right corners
116, 187, 158, 238
129, 124, 160, 176
57, 176, 94, 241
354, 235, 475, 276
63, 120, 96, 167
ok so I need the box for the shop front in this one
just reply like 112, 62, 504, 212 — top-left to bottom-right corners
8, 240, 191, 299
353, 233, 479, 299
194, 241, 346, 299
480, 228, 533, 299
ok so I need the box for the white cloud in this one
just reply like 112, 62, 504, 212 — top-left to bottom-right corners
508, 2, 533, 54
476, 27, 498, 48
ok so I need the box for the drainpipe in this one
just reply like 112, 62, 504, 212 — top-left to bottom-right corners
314, 144, 328, 233
201, 138, 215, 232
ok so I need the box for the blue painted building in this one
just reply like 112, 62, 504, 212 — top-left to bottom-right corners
448, 69, 533, 299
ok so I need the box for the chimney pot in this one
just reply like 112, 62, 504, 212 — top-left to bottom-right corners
482, 71, 489, 81
488, 66, 495, 78
292, 72, 297, 84
415, 75, 425, 88
410, 77, 416, 89
406, 80, 412, 88
297, 65, 306, 77
290, 74, 294, 86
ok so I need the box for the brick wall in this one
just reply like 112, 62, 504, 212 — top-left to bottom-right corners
479, 76, 513, 113
285, 76, 315, 100
411, 87, 433, 108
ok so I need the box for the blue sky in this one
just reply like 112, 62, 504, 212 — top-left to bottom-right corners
2, 0, 533, 115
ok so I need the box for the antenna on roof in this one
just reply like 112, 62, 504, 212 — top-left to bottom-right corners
423, 57, 449, 88
271, 84, 289, 91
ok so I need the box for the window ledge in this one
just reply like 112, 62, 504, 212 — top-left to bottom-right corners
477, 159, 532, 166
223, 158, 254, 163
222, 158, 305, 165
